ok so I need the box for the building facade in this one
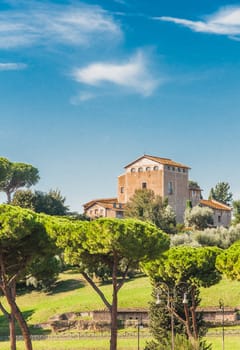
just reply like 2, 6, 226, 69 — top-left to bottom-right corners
83, 154, 232, 226
117, 155, 190, 223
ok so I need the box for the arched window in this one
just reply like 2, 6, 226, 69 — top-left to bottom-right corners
146, 167, 151, 171
138, 167, 143, 172
131, 168, 136, 173
153, 166, 159, 171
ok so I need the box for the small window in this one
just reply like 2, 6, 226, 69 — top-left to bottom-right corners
218, 215, 221, 223
183, 168, 186, 173
131, 168, 136, 173
146, 167, 151, 171
138, 167, 143, 172
178, 167, 181, 172
116, 211, 124, 218
168, 182, 173, 195
94, 209, 98, 214
167, 166, 171, 170
142, 182, 147, 189
153, 166, 159, 171
172, 167, 175, 171
120, 187, 124, 193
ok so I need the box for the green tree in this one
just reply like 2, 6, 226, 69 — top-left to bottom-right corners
125, 189, 176, 233
208, 182, 233, 205
0, 158, 39, 203
0, 204, 58, 350
12, 189, 69, 216
232, 200, 240, 225
216, 241, 240, 280
145, 246, 221, 349
184, 206, 214, 230
52, 217, 170, 350
188, 181, 201, 189
0, 157, 11, 182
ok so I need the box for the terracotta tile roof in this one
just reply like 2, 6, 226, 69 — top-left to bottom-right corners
83, 198, 125, 211
200, 199, 232, 211
83, 198, 117, 210
125, 154, 190, 169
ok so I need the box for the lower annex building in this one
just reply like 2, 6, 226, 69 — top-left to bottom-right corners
83, 154, 231, 227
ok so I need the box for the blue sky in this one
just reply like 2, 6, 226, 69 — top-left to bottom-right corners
1, 0, 240, 211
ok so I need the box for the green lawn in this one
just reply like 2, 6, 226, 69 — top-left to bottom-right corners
0, 271, 239, 336
0, 335, 239, 350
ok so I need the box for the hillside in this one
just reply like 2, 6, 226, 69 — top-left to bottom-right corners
0, 271, 239, 335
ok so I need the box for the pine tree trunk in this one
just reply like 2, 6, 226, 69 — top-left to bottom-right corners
4, 285, 32, 350
9, 312, 16, 350
110, 252, 118, 350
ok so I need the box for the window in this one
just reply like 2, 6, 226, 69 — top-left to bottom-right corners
146, 167, 151, 171
138, 167, 143, 172
153, 166, 159, 171
94, 209, 98, 215
168, 182, 173, 194
120, 187, 124, 193
142, 182, 147, 189
167, 166, 171, 170
178, 167, 181, 172
172, 167, 175, 171
218, 215, 221, 223
183, 168, 186, 173
131, 168, 136, 173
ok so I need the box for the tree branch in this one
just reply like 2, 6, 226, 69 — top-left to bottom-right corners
116, 261, 130, 292
81, 272, 111, 311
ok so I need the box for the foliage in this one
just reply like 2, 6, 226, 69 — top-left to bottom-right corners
232, 200, 240, 225
125, 189, 176, 234
189, 181, 201, 189
52, 217, 170, 350
171, 225, 240, 249
170, 232, 199, 247
145, 335, 211, 350
216, 241, 240, 280
0, 157, 39, 203
12, 189, 69, 216
193, 225, 240, 249
184, 206, 214, 230
26, 255, 62, 291
208, 182, 233, 205
0, 204, 58, 350
144, 246, 221, 348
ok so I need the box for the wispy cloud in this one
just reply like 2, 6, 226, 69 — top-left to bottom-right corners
156, 6, 240, 38
0, 62, 27, 70
72, 51, 160, 97
0, 1, 122, 49
70, 92, 96, 104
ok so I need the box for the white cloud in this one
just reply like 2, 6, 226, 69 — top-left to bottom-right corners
70, 92, 96, 104
0, 62, 27, 70
157, 6, 240, 38
72, 52, 160, 96
0, 1, 121, 49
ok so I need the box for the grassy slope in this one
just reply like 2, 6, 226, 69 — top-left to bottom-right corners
1, 272, 240, 328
